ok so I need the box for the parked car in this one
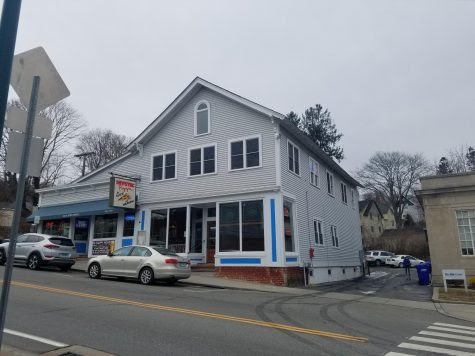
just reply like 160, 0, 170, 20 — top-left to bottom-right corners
387, 255, 425, 268
0, 233, 77, 271
87, 245, 191, 285
365, 250, 394, 266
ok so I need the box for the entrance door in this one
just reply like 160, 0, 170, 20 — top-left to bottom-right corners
206, 221, 216, 264
74, 218, 89, 255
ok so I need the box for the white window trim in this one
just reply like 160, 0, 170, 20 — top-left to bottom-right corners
330, 225, 339, 248
217, 198, 265, 253
287, 139, 301, 177
341, 182, 348, 205
326, 170, 335, 197
150, 150, 178, 183
313, 219, 324, 246
228, 134, 263, 172
455, 209, 475, 257
194, 100, 211, 137
309, 157, 320, 188
187, 143, 218, 177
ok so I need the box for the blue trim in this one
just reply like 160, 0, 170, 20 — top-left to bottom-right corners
122, 239, 133, 247
270, 199, 277, 262
27, 199, 121, 221
75, 242, 87, 254
220, 258, 261, 265
286, 257, 298, 263
140, 211, 145, 230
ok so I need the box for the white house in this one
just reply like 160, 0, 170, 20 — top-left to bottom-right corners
31, 78, 363, 286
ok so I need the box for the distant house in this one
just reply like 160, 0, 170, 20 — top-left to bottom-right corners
416, 172, 475, 285
31, 77, 364, 286
379, 203, 397, 231
359, 200, 384, 240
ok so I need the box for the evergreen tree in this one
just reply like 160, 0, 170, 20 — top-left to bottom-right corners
285, 111, 301, 128
467, 146, 475, 171
301, 104, 344, 162
436, 157, 452, 175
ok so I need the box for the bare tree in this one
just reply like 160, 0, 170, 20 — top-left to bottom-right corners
357, 152, 430, 229
75, 129, 132, 176
447, 145, 469, 173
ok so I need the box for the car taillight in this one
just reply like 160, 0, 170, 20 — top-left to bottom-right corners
44, 244, 60, 249
165, 258, 178, 264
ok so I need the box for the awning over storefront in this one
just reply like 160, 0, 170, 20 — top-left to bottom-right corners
27, 200, 122, 222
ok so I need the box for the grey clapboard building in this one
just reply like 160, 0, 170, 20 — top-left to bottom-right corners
31, 78, 363, 285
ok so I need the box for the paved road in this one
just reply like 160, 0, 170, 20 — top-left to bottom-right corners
1, 266, 473, 356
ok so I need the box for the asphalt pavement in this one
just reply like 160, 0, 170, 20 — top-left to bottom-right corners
0, 265, 474, 356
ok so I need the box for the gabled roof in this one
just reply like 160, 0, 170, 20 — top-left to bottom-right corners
359, 199, 383, 217
73, 76, 360, 187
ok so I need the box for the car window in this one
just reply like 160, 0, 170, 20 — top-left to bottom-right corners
373, 252, 379, 256
130, 247, 151, 257
409, 256, 415, 260
112, 246, 134, 256
365, 251, 371, 255
16, 235, 28, 243
25, 235, 38, 243
49, 237, 74, 246
381, 252, 389, 256
152, 247, 178, 256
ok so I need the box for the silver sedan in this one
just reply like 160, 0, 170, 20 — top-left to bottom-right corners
87, 245, 191, 285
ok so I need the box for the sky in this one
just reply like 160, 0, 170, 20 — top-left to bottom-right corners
7, 0, 475, 174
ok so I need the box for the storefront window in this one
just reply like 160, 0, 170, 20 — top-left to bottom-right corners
219, 202, 240, 251
74, 218, 89, 241
43, 219, 70, 237
123, 212, 135, 237
190, 208, 203, 253
242, 200, 264, 251
168, 207, 186, 253
94, 214, 118, 239
283, 200, 295, 252
150, 209, 167, 247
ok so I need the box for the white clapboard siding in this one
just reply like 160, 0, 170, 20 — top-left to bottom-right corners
43, 88, 277, 206
279, 126, 363, 267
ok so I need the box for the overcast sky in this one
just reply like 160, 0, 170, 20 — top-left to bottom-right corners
9, 0, 475, 174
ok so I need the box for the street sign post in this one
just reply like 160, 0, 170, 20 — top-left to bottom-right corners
0, 76, 40, 348
0, 47, 70, 350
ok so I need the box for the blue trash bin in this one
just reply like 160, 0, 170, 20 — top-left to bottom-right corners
416, 263, 430, 285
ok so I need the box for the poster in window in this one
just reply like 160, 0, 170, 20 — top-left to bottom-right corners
109, 177, 136, 209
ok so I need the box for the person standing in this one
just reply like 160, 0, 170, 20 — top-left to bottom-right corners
403, 255, 412, 280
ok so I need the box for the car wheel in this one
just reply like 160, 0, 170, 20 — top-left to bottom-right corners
0, 249, 6, 266
88, 263, 101, 279
375, 259, 381, 267
27, 253, 41, 270
139, 267, 154, 285
398, 262, 403, 268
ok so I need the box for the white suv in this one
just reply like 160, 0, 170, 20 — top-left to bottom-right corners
365, 250, 394, 266
0, 233, 77, 271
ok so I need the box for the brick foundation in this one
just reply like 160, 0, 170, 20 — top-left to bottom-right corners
215, 266, 304, 287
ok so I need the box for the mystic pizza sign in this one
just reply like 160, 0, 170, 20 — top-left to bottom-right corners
109, 177, 136, 209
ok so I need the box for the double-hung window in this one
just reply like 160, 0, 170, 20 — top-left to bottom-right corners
189, 144, 216, 176
327, 171, 334, 196
219, 200, 264, 252
152, 151, 176, 181
331, 225, 339, 247
314, 220, 324, 245
309, 158, 319, 187
456, 210, 475, 256
288, 141, 300, 175
341, 183, 348, 204
229, 135, 261, 170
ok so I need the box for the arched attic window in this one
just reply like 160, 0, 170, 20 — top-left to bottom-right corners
194, 100, 210, 136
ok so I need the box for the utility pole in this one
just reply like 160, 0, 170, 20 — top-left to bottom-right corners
75, 151, 95, 176
0, 0, 23, 148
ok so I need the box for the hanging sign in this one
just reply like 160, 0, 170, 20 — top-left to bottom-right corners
109, 177, 136, 209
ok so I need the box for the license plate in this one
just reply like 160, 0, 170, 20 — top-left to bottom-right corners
179, 262, 187, 268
